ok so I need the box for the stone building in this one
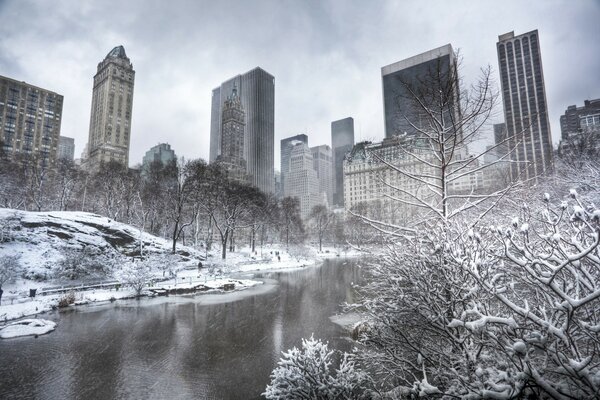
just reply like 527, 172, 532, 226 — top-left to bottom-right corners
85, 45, 135, 168
58, 136, 75, 161
216, 85, 248, 183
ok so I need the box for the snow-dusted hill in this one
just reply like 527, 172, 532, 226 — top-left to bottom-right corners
0, 208, 203, 280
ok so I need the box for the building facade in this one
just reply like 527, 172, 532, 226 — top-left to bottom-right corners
86, 46, 135, 168
344, 136, 490, 224
331, 117, 354, 207
216, 85, 247, 183
210, 67, 274, 193
558, 99, 600, 159
0, 75, 63, 166
497, 30, 553, 181
58, 136, 75, 161
382, 44, 458, 139
311, 144, 333, 207
280, 134, 308, 196
284, 142, 320, 220
560, 99, 600, 139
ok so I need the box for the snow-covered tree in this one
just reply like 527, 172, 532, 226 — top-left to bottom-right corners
0, 254, 20, 290
349, 53, 581, 398
309, 205, 333, 252
264, 335, 370, 400
119, 259, 153, 296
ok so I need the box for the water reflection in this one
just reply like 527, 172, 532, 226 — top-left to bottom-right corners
0, 259, 362, 399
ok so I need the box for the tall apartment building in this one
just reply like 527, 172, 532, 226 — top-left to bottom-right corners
284, 142, 320, 220
497, 30, 553, 181
142, 143, 176, 169
58, 136, 75, 161
382, 44, 458, 139
280, 134, 308, 196
0, 75, 63, 166
216, 85, 247, 183
331, 117, 354, 207
86, 45, 135, 168
311, 144, 333, 207
210, 67, 274, 193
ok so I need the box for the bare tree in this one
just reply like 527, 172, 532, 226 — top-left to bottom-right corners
280, 196, 305, 249
309, 204, 333, 252
349, 56, 541, 397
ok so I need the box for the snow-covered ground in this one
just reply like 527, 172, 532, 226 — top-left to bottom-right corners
0, 209, 362, 327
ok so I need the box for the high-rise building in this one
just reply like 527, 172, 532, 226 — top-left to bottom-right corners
280, 134, 308, 196
331, 117, 354, 207
311, 145, 333, 207
58, 136, 75, 161
560, 99, 600, 139
216, 85, 247, 183
381, 44, 457, 139
142, 143, 176, 170
497, 30, 553, 181
86, 45, 135, 168
0, 75, 63, 166
284, 142, 320, 220
210, 67, 274, 193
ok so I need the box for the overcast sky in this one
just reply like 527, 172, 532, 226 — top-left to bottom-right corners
0, 0, 598, 168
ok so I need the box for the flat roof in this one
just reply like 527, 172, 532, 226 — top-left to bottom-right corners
381, 44, 454, 76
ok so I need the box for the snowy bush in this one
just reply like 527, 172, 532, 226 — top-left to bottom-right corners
57, 291, 76, 308
263, 335, 370, 400
55, 247, 118, 280
356, 193, 600, 399
118, 259, 152, 296
0, 254, 20, 289
288, 245, 315, 262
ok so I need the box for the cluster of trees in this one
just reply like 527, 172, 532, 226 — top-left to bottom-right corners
0, 153, 354, 259
266, 56, 600, 399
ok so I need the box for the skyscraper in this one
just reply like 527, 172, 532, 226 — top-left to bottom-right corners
217, 85, 247, 183
86, 45, 135, 168
210, 67, 274, 193
280, 134, 308, 196
331, 117, 354, 207
311, 144, 333, 207
284, 142, 320, 220
0, 75, 63, 166
497, 30, 553, 181
381, 44, 457, 139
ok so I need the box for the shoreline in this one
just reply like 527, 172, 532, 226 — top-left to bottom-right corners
0, 249, 363, 326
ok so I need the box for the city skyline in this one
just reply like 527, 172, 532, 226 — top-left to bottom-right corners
0, 1, 598, 167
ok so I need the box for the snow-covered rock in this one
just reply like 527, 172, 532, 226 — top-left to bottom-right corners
0, 318, 56, 339
0, 208, 203, 279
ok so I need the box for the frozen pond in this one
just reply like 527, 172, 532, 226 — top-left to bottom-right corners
0, 258, 363, 399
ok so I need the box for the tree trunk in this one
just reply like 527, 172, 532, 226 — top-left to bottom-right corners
172, 218, 179, 253
221, 231, 228, 259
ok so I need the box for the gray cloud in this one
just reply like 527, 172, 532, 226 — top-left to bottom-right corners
1, 0, 598, 167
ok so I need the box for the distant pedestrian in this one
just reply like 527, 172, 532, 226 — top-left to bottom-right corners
0, 288, 3, 305
277, 255, 281, 262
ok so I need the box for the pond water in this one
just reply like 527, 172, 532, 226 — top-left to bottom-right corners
0, 258, 363, 399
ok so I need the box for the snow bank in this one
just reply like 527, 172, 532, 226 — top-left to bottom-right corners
0, 318, 56, 339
